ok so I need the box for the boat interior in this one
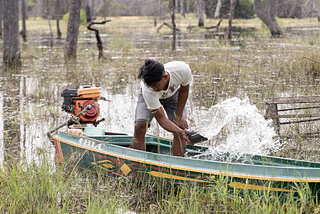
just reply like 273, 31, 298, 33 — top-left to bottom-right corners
83, 132, 320, 169
64, 127, 320, 169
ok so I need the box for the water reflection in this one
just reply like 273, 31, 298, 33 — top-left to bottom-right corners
1, 71, 22, 162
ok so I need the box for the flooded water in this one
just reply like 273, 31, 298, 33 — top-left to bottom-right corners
1, 19, 320, 164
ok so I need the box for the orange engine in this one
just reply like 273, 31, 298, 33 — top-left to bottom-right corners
61, 87, 101, 123
74, 100, 100, 122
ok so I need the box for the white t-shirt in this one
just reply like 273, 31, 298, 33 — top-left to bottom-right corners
140, 61, 192, 110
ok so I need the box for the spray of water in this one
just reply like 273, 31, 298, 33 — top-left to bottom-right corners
99, 88, 282, 161
194, 97, 281, 156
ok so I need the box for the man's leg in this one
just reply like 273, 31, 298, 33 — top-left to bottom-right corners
132, 121, 148, 150
131, 92, 153, 151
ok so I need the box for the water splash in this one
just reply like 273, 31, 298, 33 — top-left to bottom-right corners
194, 97, 281, 156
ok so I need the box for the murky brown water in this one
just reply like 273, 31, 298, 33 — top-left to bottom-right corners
1, 21, 320, 163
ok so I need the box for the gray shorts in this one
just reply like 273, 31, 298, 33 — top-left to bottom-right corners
135, 89, 187, 126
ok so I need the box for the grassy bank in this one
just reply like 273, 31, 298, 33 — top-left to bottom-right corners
0, 154, 318, 213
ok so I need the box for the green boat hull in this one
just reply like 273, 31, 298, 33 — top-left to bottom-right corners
52, 130, 320, 197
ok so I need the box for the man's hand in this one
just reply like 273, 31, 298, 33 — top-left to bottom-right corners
174, 116, 188, 130
178, 129, 190, 145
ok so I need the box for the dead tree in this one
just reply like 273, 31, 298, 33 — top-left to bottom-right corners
103, 0, 107, 20
55, 0, 62, 39
180, 0, 185, 17
85, 0, 92, 23
187, 18, 222, 35
214, 0, 222, 18
46, 0, 53, 48
157, 22, 180, 33
196, 0, 205, 27
87, 20, 111, 60
227, 0, 236, 39
254, 0, 283, 37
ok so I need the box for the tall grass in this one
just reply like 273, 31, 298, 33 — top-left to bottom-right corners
0, 152, 318, 213
0, 154, 132, 213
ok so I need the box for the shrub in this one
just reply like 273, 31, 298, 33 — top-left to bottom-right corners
62, 9, 87, 26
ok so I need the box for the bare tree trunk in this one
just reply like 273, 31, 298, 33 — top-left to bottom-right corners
268, 0, 282, 34
21, 0, 27, 42
103, 0, 107, 20
46, 0, 53, 48
214, 0, 222, 18
172, 0, 176, 56
288, 0, 297, 18
180, 0, 185, 17
227, 0, 236, 39
0, 0, 3, 37
3, 0, 20, 66
91, 0, 96, 20
254, 0, 283, 37
85, 0, 92, 23
175, 0, 178, 13
153, 0, 158, 26
56, 0, 62, 39
318, 0, 320, 21
197, 0, 205, 27
186, 0, 189, 13
64, 0, 81, 60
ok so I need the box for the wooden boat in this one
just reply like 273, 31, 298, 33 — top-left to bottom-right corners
49, 86, 320, 197
52, 127, 320, 197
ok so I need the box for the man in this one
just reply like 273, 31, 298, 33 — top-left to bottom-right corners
131, 58, 192, 156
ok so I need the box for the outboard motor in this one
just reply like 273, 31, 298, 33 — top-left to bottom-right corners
61, 86, 101, 123
46, 86, 104, 138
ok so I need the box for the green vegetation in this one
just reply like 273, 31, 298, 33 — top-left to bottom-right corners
0, 154, 318, 213
62, 9, 87, 26
235, 0, 255, 19
109, 35, 133, 51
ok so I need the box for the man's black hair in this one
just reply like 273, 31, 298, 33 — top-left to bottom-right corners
138, 58, 164, 87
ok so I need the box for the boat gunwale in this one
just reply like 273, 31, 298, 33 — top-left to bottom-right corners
63, 132, 320, 169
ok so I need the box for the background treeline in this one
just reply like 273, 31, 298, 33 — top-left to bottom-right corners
24, 0, 320, 20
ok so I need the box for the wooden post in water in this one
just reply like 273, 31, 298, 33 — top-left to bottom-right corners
266, 103, 280, 136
